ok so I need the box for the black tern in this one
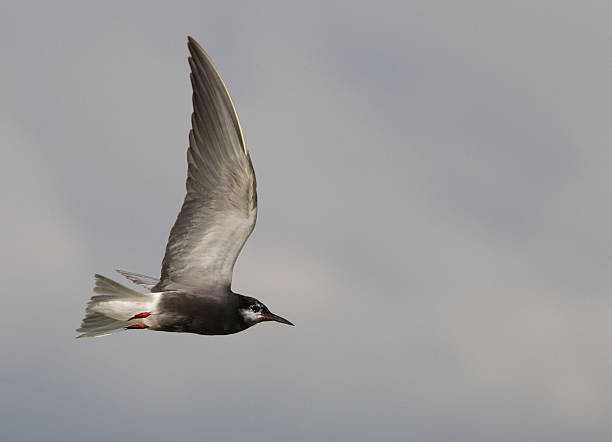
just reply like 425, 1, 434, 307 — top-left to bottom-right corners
76, 37, 293, 338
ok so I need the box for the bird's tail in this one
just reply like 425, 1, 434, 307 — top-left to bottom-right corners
76, 274, 156, 338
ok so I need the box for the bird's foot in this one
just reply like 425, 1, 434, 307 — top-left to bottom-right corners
128, 312, 151, 321
125, 324, 149, 330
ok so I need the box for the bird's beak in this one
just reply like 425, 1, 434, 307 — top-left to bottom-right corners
261, 312, 294, 326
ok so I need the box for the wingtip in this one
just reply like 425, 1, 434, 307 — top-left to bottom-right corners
187, 36, 201, 50
187, 37, 211, 62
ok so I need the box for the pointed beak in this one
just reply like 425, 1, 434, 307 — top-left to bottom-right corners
261, 312, 294, 326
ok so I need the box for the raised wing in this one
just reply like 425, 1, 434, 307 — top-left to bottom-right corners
153, 37, 257, 292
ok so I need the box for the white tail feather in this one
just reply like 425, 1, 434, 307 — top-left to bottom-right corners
76, 274, 157, 338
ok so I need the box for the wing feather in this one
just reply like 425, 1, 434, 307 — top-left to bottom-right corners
116, 269, 159, 290
153, 37, 257, 292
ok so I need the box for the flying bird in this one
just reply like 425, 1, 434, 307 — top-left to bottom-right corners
76, 37, 293, 338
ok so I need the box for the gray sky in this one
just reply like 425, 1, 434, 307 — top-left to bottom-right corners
2, 1, 612, 441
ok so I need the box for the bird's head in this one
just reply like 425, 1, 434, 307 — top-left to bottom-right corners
238, 296, 294, 327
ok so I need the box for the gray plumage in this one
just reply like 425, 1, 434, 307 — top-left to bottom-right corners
116, 269, 159, 291
76, 37, 292, 338
154, 37, 257, 293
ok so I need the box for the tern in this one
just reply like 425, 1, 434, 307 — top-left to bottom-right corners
76, 37, 293, 338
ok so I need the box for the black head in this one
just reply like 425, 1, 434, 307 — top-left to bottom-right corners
237, 295, 294, 327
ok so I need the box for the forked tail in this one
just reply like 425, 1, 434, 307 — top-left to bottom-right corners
76, 274, 155, 338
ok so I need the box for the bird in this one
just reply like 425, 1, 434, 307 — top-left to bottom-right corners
76, 37, 293, 338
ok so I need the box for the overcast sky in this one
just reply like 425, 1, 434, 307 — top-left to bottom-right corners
2, 1, 612, 441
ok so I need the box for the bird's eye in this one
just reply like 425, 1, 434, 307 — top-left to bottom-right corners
250, 305, 261, 313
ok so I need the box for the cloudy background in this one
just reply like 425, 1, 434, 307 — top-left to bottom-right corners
2, 1, 611, 440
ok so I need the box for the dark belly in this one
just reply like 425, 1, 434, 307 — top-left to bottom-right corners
156, 291, 248, 335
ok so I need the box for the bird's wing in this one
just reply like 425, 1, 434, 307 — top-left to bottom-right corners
153, 37, 257, 292
116, 269, 159, 290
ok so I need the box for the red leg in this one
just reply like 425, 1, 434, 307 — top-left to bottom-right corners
128, 312, 151, 321
125, 324, 149, 330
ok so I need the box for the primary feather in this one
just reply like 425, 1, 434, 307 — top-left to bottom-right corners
153, 37, 257, 293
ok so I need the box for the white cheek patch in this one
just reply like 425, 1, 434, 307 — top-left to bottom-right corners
240, 308, 263, 323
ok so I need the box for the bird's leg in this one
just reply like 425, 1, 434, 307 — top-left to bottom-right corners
126, 312, 151, 330
125, 324, 149, 330
127, 312, 151, 321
